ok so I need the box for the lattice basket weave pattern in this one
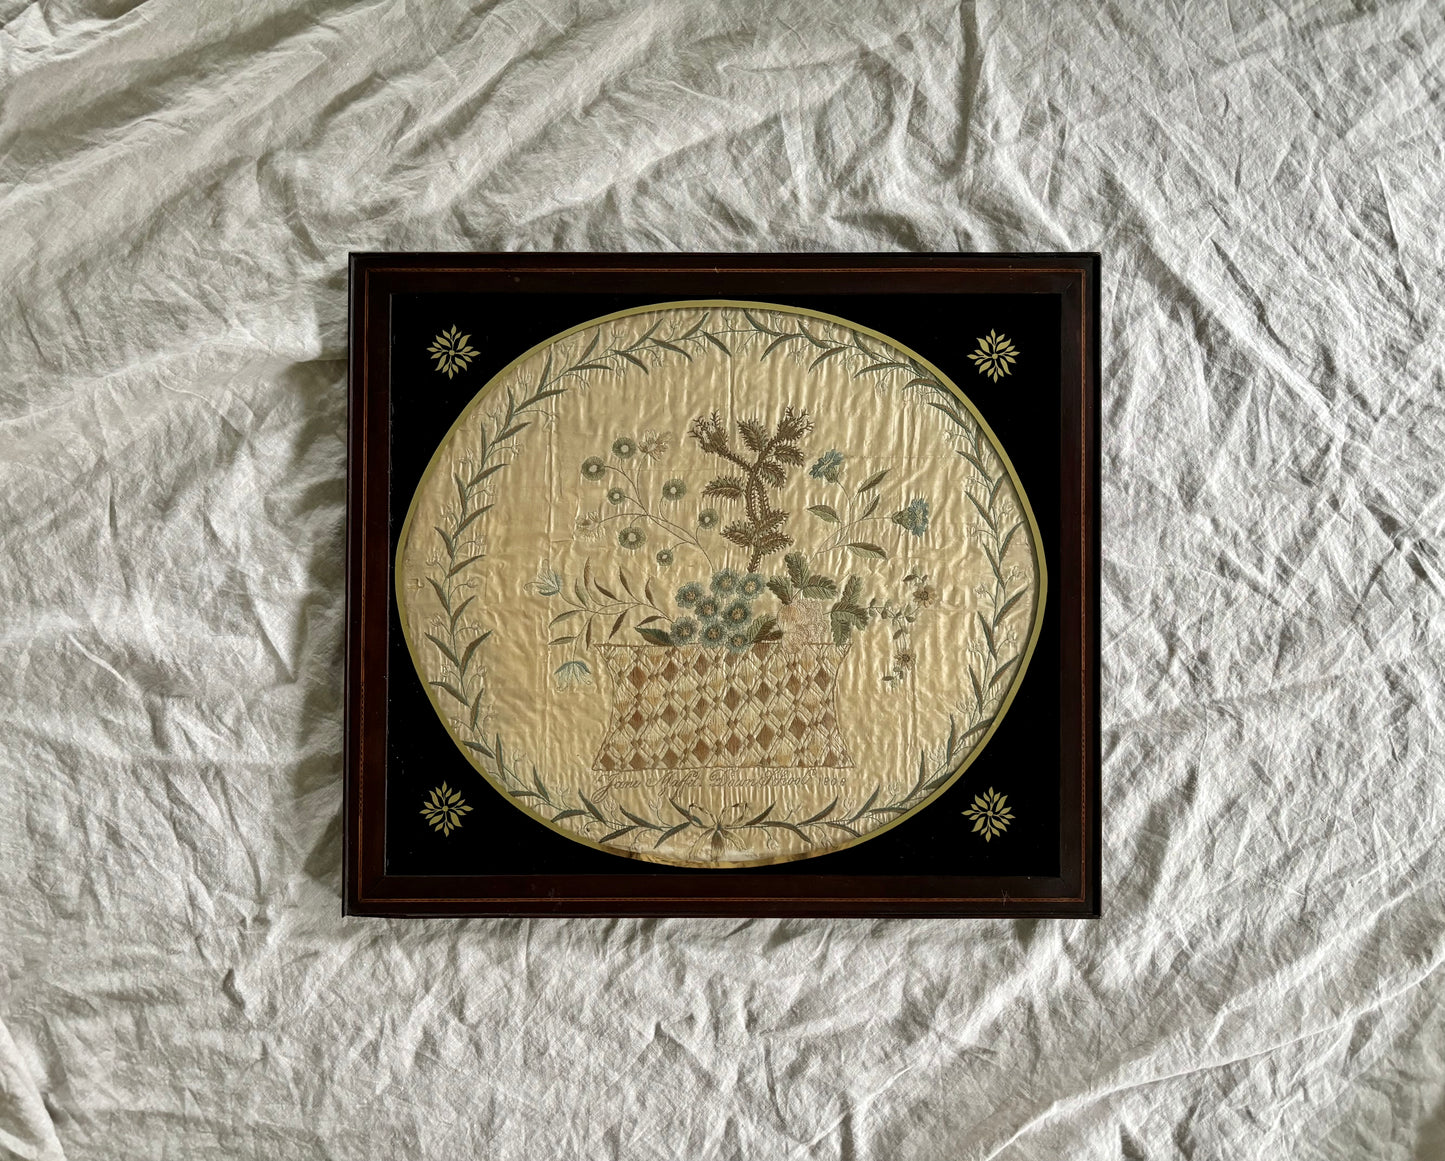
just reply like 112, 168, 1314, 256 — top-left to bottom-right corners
593, 643, 854, 771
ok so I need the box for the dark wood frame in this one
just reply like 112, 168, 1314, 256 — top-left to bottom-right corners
345, 253, 1099, 917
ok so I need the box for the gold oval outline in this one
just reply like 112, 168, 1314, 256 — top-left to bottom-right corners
395, 300, 1048, 868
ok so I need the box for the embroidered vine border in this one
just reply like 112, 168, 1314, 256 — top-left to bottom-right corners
398, 304, 1043, 866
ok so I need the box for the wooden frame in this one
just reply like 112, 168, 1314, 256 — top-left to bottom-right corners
345, 252, 1099, 917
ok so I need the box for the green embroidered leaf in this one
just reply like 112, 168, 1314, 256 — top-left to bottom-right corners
635, 626, 674, 647
548, 634, 579, 646
998, 521, 1023, 559
617, 350, 649, 371
652, 339, 692, 360
857, 469, 889, 494
756, 462, 786, 488
495, 421, 530, 442
425, 634, 461, 668
990, 656, 1020, 687
447, 554, 485, 578
454, 504, 493, 536
608, 611, 627, 640
742, 309, 781, 336
799, 798, 839, 825
469, 687, 485, 730
749, 615, 781, 643
808, 345, 851, 371
847, 542, 887, 560
700, 331, 730, 355
721, 523, 756, 549
967, 491, 998, 532
784, 552, 809, 588
766, 577, 794, 604
969, 666, 984, 712
859, 493, 881, 520
458, 631, 491, 678
579, 793, 607, 822
808, 504, 840, 523
552, 809, 589, 822
428, 680, 468, 705
753, 531, 791, 558
840, 575, 863, 607
427, 578, 451, 614
594, 582, 619, 600
799, 577, 838, 600
636, 615, 663, 627
463, 739, 492, 757
853, 360, 911, 378
467, 462, 506, 487
976, 611, 997, 655
434, 526, 457, 556
549, 609, 582, 626
654, 821, 692, 846
599, 826, 637, 844
618, 569, 636, 598
993, 588, 1027, 627
449, 595, 475, 630
772, 443, 805, 466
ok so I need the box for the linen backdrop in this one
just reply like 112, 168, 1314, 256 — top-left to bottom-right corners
2, 1, 1443, 1158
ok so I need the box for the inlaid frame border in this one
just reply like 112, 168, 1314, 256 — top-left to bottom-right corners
344, 253, 1100, 917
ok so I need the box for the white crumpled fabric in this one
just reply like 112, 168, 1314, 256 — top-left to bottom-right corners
2, 1, 1443, 1157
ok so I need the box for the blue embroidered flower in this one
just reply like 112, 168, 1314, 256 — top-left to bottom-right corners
617, 526, 646, 551
700, 621, 727, 649
606, 485, 628, 506
711, 568, 740, 596
738, 572, 765, 598
891, 498, 931, 539
612, 436, 637, 459
660, 478, 687, 502
810, 449, 845, 482
669, 617, 698, 646
656, 548, 675, 566
580, 456, 606, 483
725, 628, 753, 654
722, 599, 752, 626
675, 582, 704, 608
695, 594, 721, 621
697, 508, 720, 530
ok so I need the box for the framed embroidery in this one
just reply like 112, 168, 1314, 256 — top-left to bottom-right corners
345, 253, 1099, 917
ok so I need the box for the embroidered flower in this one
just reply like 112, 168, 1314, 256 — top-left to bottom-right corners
661, 478, 687, 502
810, 449, 845, 482
700, 621, 727, 649
420, 783, 472, 835
669, 617, 698, 645
893, 649, 916, 670
553, 660, 593, 689
725, 629, 753, 654
913, 585, 936, 606
722, 599, 752, 626
697, 508, 720, 530
612, 436, 637, 459
526, 564, 563, 597
962, 788, 1014, 841
638, 429, 672, 459
617, 526, 646, 551
675, 582, 704, 608
656, 548, 675, 566
711, 569, 740, 596
574, 510, 604, 540
606, 486, 628, 506
580, 456, 607, 483
891, 498, 931, 538
695, 594, 721, 621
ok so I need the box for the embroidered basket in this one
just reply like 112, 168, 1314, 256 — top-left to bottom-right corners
592, 642, 854, 772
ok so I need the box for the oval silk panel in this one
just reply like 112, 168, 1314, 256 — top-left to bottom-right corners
396, 302, 1046, 868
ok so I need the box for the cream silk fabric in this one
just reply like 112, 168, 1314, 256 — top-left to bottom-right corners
2, 1, 1443, 1158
